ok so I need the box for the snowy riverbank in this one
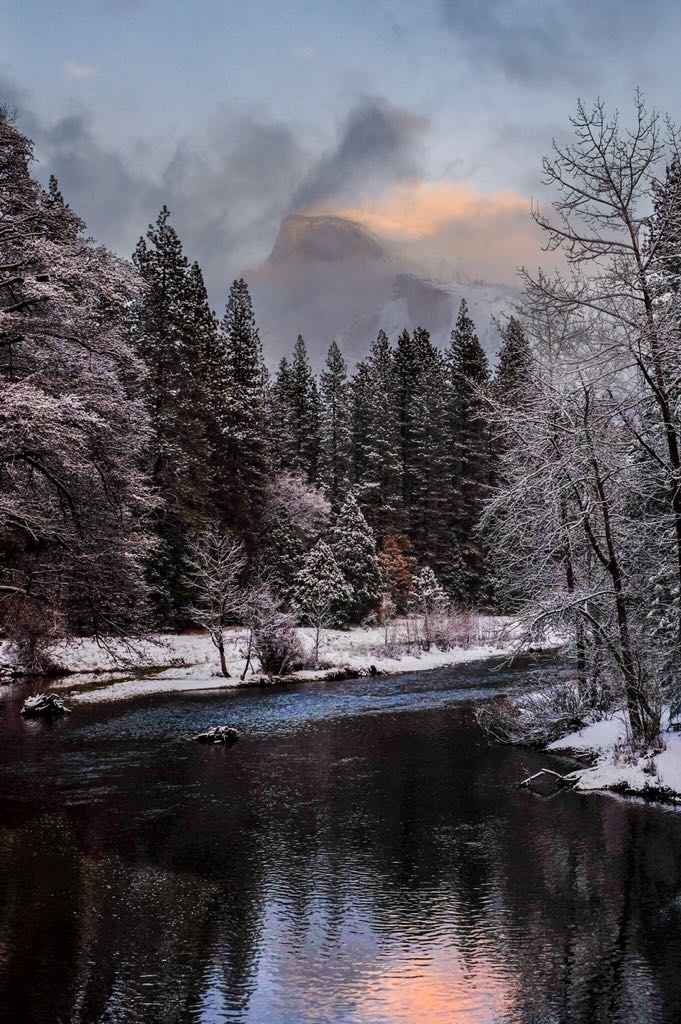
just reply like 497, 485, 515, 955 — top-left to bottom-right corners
548, 714, 681, 802
1, 617, 521, 704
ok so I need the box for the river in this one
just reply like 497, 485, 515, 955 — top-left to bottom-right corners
1, 655, 681, 1024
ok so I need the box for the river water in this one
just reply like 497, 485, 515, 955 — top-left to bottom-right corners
1, 656, 681, 1024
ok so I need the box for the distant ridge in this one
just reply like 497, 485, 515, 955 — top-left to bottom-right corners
250, 214, 517, 368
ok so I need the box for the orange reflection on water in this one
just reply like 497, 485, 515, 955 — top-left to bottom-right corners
348, 946, 512, 1024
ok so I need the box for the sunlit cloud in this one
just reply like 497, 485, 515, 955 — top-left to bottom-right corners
321, 179, 529, 239
62, 60, 97, 80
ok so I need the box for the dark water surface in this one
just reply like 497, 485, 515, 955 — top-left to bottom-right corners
1, 656, 681, 1024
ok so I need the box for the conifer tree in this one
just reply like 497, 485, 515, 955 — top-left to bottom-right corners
329, 493, 382, 622
393, 327, 439, 533
355, 331, 403, 540
350, 357, 372, 487
132, 207, 212, 623
293, 540, 352, 662
269, 357, 294, 472
288, 335, 322, 481
447, 300, 491, 603
319, 341, 351, 510
493, 317, 532, 409
410, 349, 452, 576
218, 278, 269, 538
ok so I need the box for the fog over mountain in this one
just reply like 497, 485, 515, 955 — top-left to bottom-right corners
250, 213, 517, 368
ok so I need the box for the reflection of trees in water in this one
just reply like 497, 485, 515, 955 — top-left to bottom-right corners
1, 703, 681, 1022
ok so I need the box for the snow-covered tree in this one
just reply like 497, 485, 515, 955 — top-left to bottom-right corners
329, 493, 382, 622
0, 109, 155, 659
447, 300, 491, 602
258, 471, 330, 602
132, 207, 213, 623
293, 540, 352, 663
493, 317, 532, 409
319, 340, 351, 510
241, 584, 304, 678
408, 566, 449, 650
354, 331, 402, 540
185, 522, 246, 677
217, 278, 269, 538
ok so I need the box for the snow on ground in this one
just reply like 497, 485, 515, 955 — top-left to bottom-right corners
0, 617, 519, 704
549, 713, 681, 800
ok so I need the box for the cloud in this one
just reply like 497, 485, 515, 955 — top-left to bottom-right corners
326, 180, 528, 239
291, 96, 428, 212
0, 71, 309, 298
62, 61, 97, 80
439, 0, 674, 86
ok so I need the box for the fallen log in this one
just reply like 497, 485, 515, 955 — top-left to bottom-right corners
519, 767, 578, 795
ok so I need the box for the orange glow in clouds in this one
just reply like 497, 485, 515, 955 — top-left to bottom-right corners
322, 180, 529, 239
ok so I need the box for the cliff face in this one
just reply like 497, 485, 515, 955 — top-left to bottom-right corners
268, 214, 386, 265
250, 214, 516, 367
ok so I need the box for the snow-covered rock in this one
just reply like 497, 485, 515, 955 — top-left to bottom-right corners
21, 693, 71, 718
194, 725, 239, 745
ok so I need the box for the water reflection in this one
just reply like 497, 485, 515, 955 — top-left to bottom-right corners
1, 660, 680, 1023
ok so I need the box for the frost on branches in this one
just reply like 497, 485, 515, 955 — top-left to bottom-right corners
485, 95, 681, 750
0, 109, 155, 667
293, 540, 352, 663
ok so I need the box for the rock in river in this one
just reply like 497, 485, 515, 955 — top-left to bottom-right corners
21, 693, 71, 719
194, 726, 239, 745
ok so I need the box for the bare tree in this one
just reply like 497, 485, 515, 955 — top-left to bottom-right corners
525, 94, 681, 632
185, 522, 246, 677
241, 584, 304, 678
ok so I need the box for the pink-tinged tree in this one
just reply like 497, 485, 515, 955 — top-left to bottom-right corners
0, 109, 155, 666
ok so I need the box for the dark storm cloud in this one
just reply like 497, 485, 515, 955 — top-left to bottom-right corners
439, 0, 673, 86
290, 97, 428, 212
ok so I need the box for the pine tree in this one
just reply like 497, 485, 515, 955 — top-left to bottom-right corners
493, 317, 532, 409
410, 348, 452, 576
329, 493, 382, 622
218, 278, 269, 538
132, 207, 212, 623
447, 300, 491, 603
288, 335, 322, 482
293, 540, 352, 661
269, 357, 294, 472
393, 327, 439, 535
350, 357, 372, 488
319, 341, 351, 510
355, 331, 403, 540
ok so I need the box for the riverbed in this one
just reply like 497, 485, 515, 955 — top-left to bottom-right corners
1, 655, 680, 1023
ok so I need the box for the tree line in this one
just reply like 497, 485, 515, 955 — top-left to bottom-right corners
0, 108, 529, 669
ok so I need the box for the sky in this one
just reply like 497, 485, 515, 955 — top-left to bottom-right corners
2, 0, 681, 301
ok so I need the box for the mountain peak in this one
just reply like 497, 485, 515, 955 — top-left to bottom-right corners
268, 213, 386, 265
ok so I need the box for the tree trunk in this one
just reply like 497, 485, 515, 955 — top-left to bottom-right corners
218, 638, 230, 678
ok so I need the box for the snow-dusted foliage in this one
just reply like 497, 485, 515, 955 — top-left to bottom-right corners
293, 540, 352, 662
258, 471, 330, 602
408, 566, 449, 650
184, 521, 246, 677
0, 110, 154, 658
241, 584, 306, 677
329, 493, 382, 622
486, 96, 681, 748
